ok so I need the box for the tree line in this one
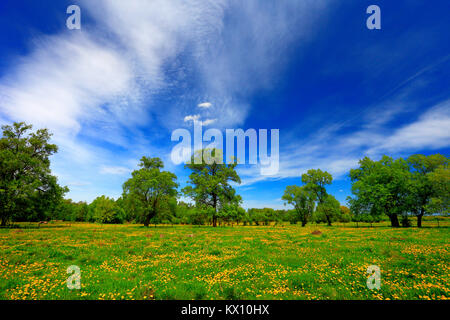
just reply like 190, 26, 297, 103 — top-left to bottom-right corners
283, 156, 449, 228
1, 123, 448, 227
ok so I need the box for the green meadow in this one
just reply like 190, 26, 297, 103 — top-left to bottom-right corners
1, 220, 448, 300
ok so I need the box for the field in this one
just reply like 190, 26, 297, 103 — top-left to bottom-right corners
0, 221, 449, 300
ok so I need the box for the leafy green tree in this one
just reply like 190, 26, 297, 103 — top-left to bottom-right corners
263, 208, 276, 226
426, 165, 450, 216
219, 203, 243, 226
301, 168, 333, 205
407, 154, 449, 227
272, 209, 284, 226
74, 201, 89, 222
175, 201, 192, 224
89, 196, 124, 224
315, 194, 340, 226
242, 210, 252, 226
339, 206, 352, 223
248, 208, 264, 226
115, 197, 132, 222
152, 197, 178, 225
54, 199, 77, 221
0, 122, 67, 225
352, 212, 362, 228
236, 207, 246, 226
282, 185, 315, 226
361, 213, 374, 227
14, 174, 67, 222
122, 157, 178, 227
349, 156, 411, 227
182, 149, 241, 227
223, 205, 246, 226
283, 209, 298, 224
248, 208, 276, 226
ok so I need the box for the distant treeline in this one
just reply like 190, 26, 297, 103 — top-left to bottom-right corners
40, 198, 358, 226
1, 122, 448, 228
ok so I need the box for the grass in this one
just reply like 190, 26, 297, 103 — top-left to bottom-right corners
0, 220, 449, 300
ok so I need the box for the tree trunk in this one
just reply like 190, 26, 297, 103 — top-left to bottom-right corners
389, 214, 400, 228
212, 194, 217, 227
301, 219, 307, 227
326, 214, 332, 226
417, 214, 423, 228
417, 208, 424, 228
144, 212, 151, 227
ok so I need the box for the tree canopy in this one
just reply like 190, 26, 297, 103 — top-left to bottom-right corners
0, 122, 67, 225
182, 149, 241, 227
122, 156, 178, 227
282, 185, 315, 226
349, 156, 413, 227
89, 195, 125, 224
407, 154, 449, 226
301, 169, 333, 205
315, 194, 341, 226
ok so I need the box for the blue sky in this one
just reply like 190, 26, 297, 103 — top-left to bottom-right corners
0, 1, 449, 209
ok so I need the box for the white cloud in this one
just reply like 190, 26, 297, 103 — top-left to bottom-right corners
198, 102, 212, 108
371, 101, 450, 153
2, 0, 331, 137
99, 166, 131, 175
237, 99, 450, 188
67, 181, 91, 187
200, 118, 217, 126
183, 115, 216, 126
7, 0, 427, 205
0, 33, 138, 137
184, 114, 200, 122
1, 1, 239, 201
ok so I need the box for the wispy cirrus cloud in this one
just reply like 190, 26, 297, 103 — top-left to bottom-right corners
0, 0, 237, 200
369, 101, 450, 154
3, 0, 446, 209
99, 166, 131, 176
237, 99, 450, 187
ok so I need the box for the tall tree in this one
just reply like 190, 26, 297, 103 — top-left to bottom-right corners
122, 157, 178, 227
0, 122, 67, 226
349, 156, 411, 227
426, 165, 450, 216
182, 149, 241, 227
407, 154, 449, 227
301, 169, 333, 224
282, 185, 315, 226
301, 169, 333, 205
315, 194, 341, 226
